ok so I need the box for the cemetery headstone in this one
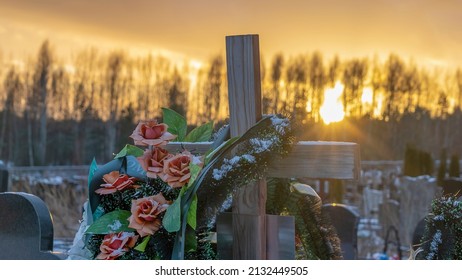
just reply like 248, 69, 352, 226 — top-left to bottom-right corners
0, 165, 8, 192
379, 199, 400, 239
361, 186, 383, 218
412, 217, 427, 250
0, 192, 63, 259
397, 176, 440, 246
322, 203, 359, 259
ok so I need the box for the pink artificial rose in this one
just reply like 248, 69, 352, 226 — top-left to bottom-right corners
128, 194, 169, 237
138, 146, 173, 179
161, 150, 202, 189
96, 232, 138, 260
95, 171, 139, 195
129, 120, 176, 147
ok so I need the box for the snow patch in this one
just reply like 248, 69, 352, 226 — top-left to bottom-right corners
250, 137, 275, 153
108, 220, 122, 231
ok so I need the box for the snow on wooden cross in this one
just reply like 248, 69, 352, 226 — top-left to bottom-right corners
167, 34, 360, 259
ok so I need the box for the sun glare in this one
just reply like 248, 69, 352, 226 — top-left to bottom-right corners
320, 81, 345, 125
361, 87, 373, 104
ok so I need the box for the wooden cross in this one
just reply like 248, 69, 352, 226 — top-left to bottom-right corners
168, 34, 360, 259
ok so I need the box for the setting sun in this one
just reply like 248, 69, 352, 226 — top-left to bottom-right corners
319, 81, 345, 125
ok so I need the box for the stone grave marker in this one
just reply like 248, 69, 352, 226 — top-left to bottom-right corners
0, 165, 8, 192
397, 176, 440, 246
0, 192, 63, 259
378, 199, 400, 239
322, 203, 359, 259
412, 217, 427, 250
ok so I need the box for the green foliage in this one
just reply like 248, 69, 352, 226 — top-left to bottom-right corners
162, 107, 213, 143
403, 144, 434, 177
162, 107, 187, 141
171, 115, 296, 259
163, 196, 181, 232
114, 144, 144, 159
134, 235, 151, 252
187, 194, 197, 230
188, 163, 202, 187
416, 196, 462, 260
266, 178, 343, 260
85, 210, 133, 234
204, 136, 240, 165
184, 121, 214, 142
449, 154, 460, 178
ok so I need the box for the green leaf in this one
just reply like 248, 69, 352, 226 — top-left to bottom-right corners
186, 194, 197, 230
163, 197, 181, 232
184, 121, 213, 142
85, 210, 134, 234
204, 136, 240, 165
87, 158, 98, 191
188, 163, 202, 188
114, 144, 144, 159
134, 235, 151, 252
185, 226, 197, 253
162, 107, 187, 141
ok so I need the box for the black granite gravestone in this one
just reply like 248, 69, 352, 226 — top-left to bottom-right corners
412, 217, 427, 250
322, 203, 359, 259
0, 192, 63, 259
0, 165, 8, 192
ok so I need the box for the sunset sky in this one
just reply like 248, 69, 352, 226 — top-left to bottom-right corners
1, 0, 461, 68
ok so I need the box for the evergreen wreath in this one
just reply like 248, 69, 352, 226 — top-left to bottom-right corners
266, 178, 343, 260
68, 108, 301, 260
414, 195, 462, 260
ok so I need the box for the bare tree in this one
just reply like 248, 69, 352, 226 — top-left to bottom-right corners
0, 67, 21, 163
105, 51, 125, 158
383, 54, 404, 120
401, 62, 421, 113
32, 40, 53, 165
203, 55, 224, 121
456, 68, 462, 109
308, 52, 326, 122
270, 53, 284, 113
342, 58, 368, 117
327, 55, 341, 87
167, 67, 189, 118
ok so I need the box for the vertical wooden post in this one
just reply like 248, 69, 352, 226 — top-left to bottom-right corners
226, 34, 266, 259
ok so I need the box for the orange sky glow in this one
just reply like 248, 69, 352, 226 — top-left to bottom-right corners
1, 0, 462, 69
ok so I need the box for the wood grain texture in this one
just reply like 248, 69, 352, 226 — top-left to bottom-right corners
226, 34, 266, 259
231, 213, 265, 260
165, 141, 360, 180
226, 34, 262, 137
165, 142, 213, 155
268, 141, 361, 180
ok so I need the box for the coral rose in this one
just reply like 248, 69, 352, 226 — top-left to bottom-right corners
130, 120, 176, 147
161, 150, 203, 189
128, 194, 169, 237
95, 171, 139, 195
96, 232, 138, 260
138, 146, 173, 179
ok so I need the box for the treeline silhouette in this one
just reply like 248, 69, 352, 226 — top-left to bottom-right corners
0, 40, 461, 166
